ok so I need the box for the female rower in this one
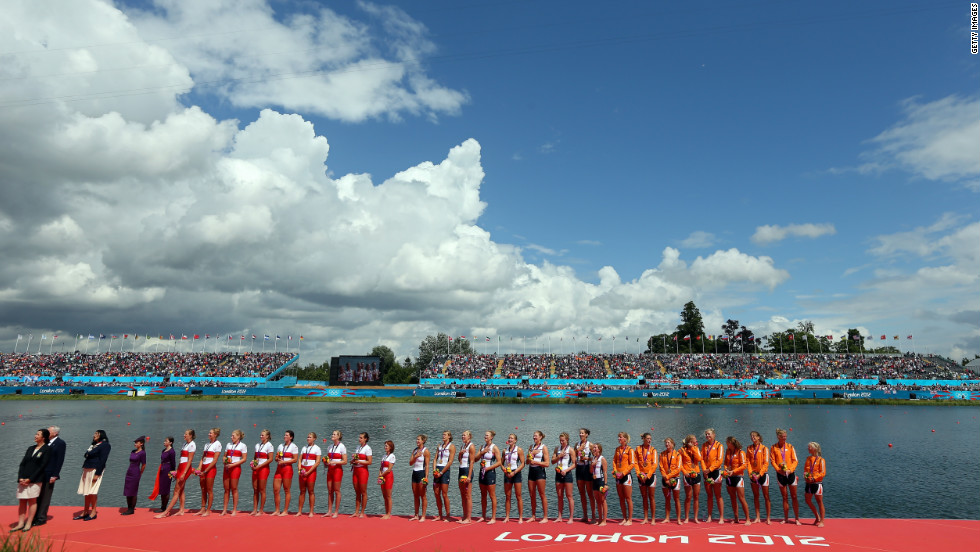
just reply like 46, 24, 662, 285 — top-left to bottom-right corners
679, 434, 702, 524
724, 436, 751, 525
378, 440, 395, 519
433, 431, 456, 522
590, 443, 608, 526
477, 430, 501, 524
156, 429, 194, 518
196, 427, 221, 516
659, 437, 682, 525
526, 430, 549, 523
410, 434, 430, 521
350, 432, 372, 518
746, 430, 771, 524
551, 431, 576, 524
296, 432, 321, 517
323, 430, 347, 518
501, 433, 525, 523
250, 429, 273, 516
770, 428, 800, 525
635, 432, 658, 525
612, 432, 636, 526
457, 430, 477, 523
803, 442, 826, 527
575, 428, 595, 523
220, 429, 247, 516
701, 428, 724, 524
273, 430, 297, 516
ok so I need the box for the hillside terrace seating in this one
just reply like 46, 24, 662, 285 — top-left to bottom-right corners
0, 352, 295, 382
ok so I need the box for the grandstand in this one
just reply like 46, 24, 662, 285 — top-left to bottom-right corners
0, 351, 298, 387
421, 352, 976, 390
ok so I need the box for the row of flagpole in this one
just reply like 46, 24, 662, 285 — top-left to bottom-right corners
448, 335, 650, 357
11, 333, 304, 355
444, 332, 917, 356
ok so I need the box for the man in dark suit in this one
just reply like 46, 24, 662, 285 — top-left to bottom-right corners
34, 425, 65, 525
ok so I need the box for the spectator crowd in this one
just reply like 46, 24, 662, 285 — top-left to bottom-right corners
422, 352, 967, 383
0, 352, 295, 385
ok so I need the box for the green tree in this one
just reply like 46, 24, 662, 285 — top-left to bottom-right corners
294, 361, 330, 383
383, 360, 416, 384
369, 345, 396, 377
675, 301, 705, 353
720, 319, 740, 353
416, 333, 475, 373
832, 329, 864, 353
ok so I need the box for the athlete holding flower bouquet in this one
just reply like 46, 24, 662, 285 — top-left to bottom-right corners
378, 440, 395, 520
409, 434, 430, 522
771, 428, 801, 525
634, 432, 658, 525
724, 436, 751, 525
220, 429, 247, 516
746, 431, 771, 524
501, 433, 525, 523
701, 428, 725, 524
250, 429, 274, 516
803, 442, 826, 527
659, 437, 682, 525
323, 430, 346, 518
551, 432, 576, 524
590, 443, 608, 526
457, 430, 477, 524
477, 431, 501, 524
679, 434, 702, 524
296, 432, 321, 518
432, 431, 456, 522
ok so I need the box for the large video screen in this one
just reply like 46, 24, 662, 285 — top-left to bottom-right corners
330, 355, 382, 386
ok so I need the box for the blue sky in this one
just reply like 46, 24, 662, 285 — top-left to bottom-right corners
1, 0, 977, 363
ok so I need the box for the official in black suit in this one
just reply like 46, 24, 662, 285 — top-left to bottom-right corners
13, 428, 50, 532
34, 425, 65, 525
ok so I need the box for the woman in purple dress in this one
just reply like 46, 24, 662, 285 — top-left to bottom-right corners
149, 437, 176, 512
122, 437, 147, 515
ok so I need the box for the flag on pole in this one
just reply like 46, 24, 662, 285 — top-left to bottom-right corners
486, 336, 491, 342
264, 335, 270, 340
788, 333, 794, 340
720, 335, 729, 341
880, 335, 886, 340
276, 335, 281, 341
893, 335, 899, 340
193, 334, 200, 340
906, 335, 913, 339
683, 335, 690, 341
299, 336, 304, 340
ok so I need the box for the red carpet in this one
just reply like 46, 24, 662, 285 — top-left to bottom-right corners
2, 507, 977, 551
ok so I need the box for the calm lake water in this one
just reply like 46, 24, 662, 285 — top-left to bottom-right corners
2, 400, 977, 520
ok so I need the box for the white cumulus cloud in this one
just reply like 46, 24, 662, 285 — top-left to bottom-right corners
751, 223, 836, 245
